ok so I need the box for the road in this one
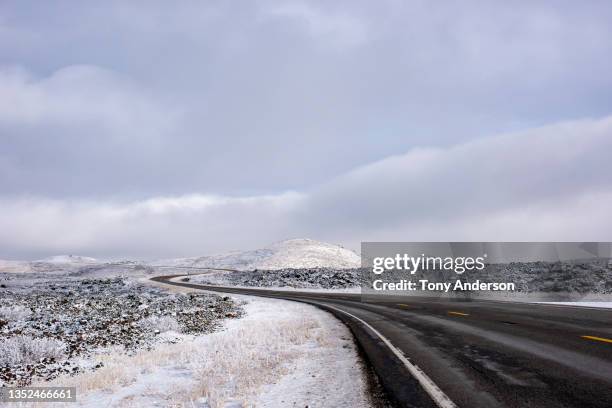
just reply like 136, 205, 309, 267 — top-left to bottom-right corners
152, 275, 612, 408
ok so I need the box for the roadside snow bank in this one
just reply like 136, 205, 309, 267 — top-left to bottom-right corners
241, 298, 372, 408
536, 301, 612, 309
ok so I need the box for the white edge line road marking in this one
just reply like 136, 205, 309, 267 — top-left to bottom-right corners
161, 278, 457, 408
312, 302, 457, 408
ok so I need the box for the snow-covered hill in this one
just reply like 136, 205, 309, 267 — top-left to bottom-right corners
1, 240, 360, 274
37, 255, 98, 264
0, 255, 99, 274
0, 259, 32, 273
155, 239, 361, 271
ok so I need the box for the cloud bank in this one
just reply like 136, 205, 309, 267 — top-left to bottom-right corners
2, 115, 611, 259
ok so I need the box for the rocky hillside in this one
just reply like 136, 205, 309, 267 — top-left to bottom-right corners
191, 267, 363, 289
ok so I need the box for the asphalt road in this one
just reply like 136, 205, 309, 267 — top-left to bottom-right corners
152, 275, 612, 408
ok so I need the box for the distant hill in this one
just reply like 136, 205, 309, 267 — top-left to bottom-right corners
156, 239, 361, 271
0, 254, 99, 273
1, 240, 360, 274
37, 255, 98, 264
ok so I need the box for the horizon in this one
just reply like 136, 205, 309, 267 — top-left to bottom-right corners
0, 237, 357, 262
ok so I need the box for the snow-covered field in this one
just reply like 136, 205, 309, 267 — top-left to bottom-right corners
0, 276, 241, 387
0, 250, 375, 408
173, 275, 363, 294
24, 287, 373, 408
185, 267, 362, 290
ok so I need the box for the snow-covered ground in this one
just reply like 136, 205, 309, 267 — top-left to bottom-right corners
0, 276, 240, 387
172, 275, 362, 294
28, 285, 374, 408
153, 238, 361, 271
537, 301, 612, 309
185, 267, 362, 290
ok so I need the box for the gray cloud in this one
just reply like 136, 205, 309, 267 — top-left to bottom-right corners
1, 1, 612, 257
306, 116, 612, 228
1, 115, 611, 259
2, 1, 612, 198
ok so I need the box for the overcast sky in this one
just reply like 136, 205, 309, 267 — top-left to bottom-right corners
1, 1, 612, 259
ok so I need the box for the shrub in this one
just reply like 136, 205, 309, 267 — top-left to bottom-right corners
0, 335, 67, 365
138, 315, 181, 333
0, 305, 31, 321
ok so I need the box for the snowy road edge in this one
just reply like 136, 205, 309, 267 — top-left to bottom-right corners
153, 275, 457, 407
307, 301, 457, 408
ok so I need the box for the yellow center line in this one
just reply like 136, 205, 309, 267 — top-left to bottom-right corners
448, 311, 469, 316
581, 335, 612, 344
397, 303, 410, 308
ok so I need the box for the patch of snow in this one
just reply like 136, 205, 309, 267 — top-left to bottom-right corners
537, 301, 612, 309
77, 365, 197, 408
252, 301, 371, 408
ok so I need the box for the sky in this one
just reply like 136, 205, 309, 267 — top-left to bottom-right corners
1, 1, 612, 259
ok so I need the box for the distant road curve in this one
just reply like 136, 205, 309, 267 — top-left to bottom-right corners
152, 273, 612, 408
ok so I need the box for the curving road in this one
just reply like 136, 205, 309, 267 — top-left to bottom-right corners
152, 274, 612, 408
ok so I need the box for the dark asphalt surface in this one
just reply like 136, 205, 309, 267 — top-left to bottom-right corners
152, 275, 612, 408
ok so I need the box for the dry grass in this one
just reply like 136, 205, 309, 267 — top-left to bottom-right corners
28, 296, 326, 408
190, 314, 320, 404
